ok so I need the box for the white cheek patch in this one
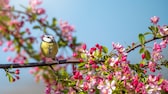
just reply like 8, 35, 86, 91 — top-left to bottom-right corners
43, 37, 52, 42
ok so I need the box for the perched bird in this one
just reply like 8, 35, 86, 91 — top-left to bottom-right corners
40, 34, 59, 61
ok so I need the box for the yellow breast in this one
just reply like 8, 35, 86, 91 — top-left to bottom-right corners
40, 41, 58, 58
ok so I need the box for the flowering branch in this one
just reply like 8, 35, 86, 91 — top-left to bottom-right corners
126, 34, 168, 53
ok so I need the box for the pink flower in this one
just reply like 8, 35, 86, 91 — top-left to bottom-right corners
152, 42, 163, 61
7, 56, 12, 62
7, 40, 13, 48
161, 80, 168, 92
150, 16, 159, 24
9, 46, 15, 51
59, 20, 75, 41
29, 0, 42, 9
158, 25, 168, 36
160, 40, 167, 48
153, 42, 161, 52
0, 0, 10, 8
3, 47, 8, 52
36, 8, 45, 15
82, 43, 87, 50
45, 84, 51, 94
85, 75, 91, 81
0, 40, 3, 46
141, 53, 146, 59
89, 47, 96, 54
148, 61, 156, 72
97, 80, 116, 94
26, 28, 31, 35
83, 82, 89, 91
29, 67, 39, 74
73, 71, 83, 79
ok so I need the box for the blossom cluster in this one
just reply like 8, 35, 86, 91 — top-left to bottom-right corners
60, 20, 75, 41
71, 42, 168, 94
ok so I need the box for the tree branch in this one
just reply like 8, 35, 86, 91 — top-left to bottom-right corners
0, 59, 80, 69
1, 9, 168, 69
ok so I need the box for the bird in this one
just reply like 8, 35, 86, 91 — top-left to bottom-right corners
40, 34, 59, 61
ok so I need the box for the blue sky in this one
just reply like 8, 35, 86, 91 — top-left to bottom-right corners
0, 0, 168, 94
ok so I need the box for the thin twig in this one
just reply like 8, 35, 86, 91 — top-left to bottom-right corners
126, 35, 168, 53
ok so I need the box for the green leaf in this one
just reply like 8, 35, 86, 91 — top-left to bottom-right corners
148, 26, 155, 32
20, 31, 26, 35
58, 40, 68, 47
144, 32, 153, 36
139, 47, 145, 54
144, 50, 151, 60
158, 79, 163, 84
52, 18, 57, 27
32, 54, 41, 61
30, 14, 37, 22
138, 33, 145, 45
6, 73, 13, 83
94, 50, 101, 57
33, 25, 41, 30
78, 62, 85, 68
102, 46, 108, 53
15, 45, 21, 53
140, 60, 146, 65
81, 53, 87, 59
0, 15, 10, 21
79, 91, 87, 94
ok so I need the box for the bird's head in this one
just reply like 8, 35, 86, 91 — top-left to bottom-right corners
42, 34, 55, 43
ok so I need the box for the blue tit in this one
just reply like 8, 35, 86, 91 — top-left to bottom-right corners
40, 34, 58, 60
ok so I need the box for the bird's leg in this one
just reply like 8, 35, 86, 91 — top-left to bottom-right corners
42, 57, 47, 63
52, 57, 59, 64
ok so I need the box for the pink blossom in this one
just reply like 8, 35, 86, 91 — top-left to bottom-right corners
39, 15, 48, 23
26, 28, 31, 35
7, 40, 13, 48
89, 47, 96, 54
152, 42, 163, 61
160, 40, 167, 48
85, 75, 91, 81
9, 46, 15, 51
0, 0, 10, 8
158, 25, 168, 36
45, 84, 51, 94
0, 40, 3, 46
60, 20, 75, 41
148, 61, 156, 72
82, 43, 87, 50
161, 80, 168, 92
72, 52, 78, 57
19, 60, 25, 64
110, 57, 119, 66
83, 82, 89, 91
36, 8, 45, 15
97, 80, 116, 94
29, 0, 42, 9
150, 16, 159, 24
131, 75, 139, 87
29, 67, 39, 74
73, 71, 83, 79
141, 53, 146, 59
121, 56, 127, 61
153, 42, 162, 52
7, 56, 12, 62
3, 47, 8, 52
